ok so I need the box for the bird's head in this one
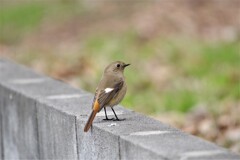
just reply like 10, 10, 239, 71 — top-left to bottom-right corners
104, 61, 130, 74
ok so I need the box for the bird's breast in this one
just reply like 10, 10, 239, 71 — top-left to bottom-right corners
108, 83, 127, 107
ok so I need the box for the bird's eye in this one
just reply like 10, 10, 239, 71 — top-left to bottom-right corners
116, 64, 120, 68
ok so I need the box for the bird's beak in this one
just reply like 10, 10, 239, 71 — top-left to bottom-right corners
123, 64, 130, 68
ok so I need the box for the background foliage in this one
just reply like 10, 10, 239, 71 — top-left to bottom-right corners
0, 0, 239, 153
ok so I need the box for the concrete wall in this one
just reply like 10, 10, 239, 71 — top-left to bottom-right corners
0, 59, 239, 160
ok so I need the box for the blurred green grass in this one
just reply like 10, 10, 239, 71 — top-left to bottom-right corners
1, 1, 239, 116
0, 2, 45, 43
82, 35, 240, 114
0, 1, 84, 43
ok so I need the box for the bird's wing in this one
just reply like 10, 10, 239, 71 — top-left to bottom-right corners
92, 80, 124, 112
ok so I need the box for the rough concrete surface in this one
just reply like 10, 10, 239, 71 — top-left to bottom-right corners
0, 87, 39, 159
0, 84, 3, 159
0, 58, 240, 160
77, 121, 120, 160
37, 102, 78, 159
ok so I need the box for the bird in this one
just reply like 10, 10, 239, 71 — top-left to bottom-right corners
84, 61, 130, 132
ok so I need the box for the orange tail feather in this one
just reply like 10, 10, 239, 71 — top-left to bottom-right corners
84, 110, 97, 132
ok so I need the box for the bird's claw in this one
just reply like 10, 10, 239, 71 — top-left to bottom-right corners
103, 118, 114, 121
113, 118, 126, 121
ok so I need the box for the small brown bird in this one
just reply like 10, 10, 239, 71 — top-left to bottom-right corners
84, 61, 130, 132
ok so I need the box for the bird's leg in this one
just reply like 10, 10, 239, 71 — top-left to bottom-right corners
111, 108, 125, 121
103, 107, 113, 121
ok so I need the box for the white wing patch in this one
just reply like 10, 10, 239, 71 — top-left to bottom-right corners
105, 88, 114, 93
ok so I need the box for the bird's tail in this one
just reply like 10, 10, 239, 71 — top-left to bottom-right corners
84, 110, 97, 132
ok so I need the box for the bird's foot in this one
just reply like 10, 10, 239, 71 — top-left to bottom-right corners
113, 118, 126, 121
103, 118, 114, 121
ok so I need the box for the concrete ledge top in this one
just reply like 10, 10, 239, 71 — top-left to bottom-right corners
0, 58, 239, 160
